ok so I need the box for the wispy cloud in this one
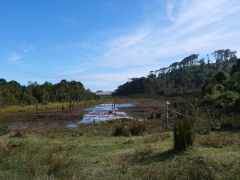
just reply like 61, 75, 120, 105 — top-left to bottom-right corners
56, 66, 156, 91
7, 44, 34, 64
22, 45, 34, 52
7, 53, 22, 63
98, 0, 240, 67
55, 0, 240, 90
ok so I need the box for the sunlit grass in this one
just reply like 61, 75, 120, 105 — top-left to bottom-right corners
0, 124, 239, 179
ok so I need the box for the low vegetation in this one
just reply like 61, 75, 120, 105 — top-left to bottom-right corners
0, 121, 239, 179
1, 49, 240, 179
173, 117, 194, 152
113, 120, 147, 136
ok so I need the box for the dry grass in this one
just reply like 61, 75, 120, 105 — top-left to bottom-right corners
196, 132, 240, 148
0, 120, 239, 179
113, 121, 147, 136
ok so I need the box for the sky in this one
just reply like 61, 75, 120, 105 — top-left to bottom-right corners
0, 0, 240, 91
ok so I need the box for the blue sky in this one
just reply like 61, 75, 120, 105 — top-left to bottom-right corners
0, 0, 240, 91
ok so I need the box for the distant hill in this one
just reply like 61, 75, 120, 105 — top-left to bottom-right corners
114, 49, 238, 97
96, 91, 113, 96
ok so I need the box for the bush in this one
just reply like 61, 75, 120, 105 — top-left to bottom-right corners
10, 130, 25, 138
214, 91, 239, 108
113, 121, 146, 136
174, 118, 194, 152
0, 125, 9, 136
129, 122, 146, 136
113, 125, 131, 136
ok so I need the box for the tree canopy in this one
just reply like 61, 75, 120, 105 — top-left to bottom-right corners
0, 79, 96, 106
114, 49, 238, 97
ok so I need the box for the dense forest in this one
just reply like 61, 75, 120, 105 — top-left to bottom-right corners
114, 49, 239, 97
0, 79, 97, 106
202, 58, 240, 112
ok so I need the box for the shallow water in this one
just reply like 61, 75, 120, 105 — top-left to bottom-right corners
5, 103, 135, 129
67, 103, 135, 127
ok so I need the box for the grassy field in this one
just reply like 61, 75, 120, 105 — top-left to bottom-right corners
0, 97, 143, 115
0, 121, 239, 180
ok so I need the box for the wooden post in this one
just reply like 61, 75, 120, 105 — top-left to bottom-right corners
166, 101, 170, 131
114, 97, 116, 113
35, 101, 38, 113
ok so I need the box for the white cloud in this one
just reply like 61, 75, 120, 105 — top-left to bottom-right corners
55, 0, 240, 90
98, 0, 240, 68
7, 44, 34, 64
237, 51, 240, 58
22, 45, 34, 52
7, 53, 22, 63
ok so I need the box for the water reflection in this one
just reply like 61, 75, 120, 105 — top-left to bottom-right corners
67, 103, 135, 127
4, 103, 135, 129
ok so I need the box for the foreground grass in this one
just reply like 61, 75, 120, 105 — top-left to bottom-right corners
0, 125, 239, 180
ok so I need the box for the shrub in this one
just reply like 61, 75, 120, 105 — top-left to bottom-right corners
113, 125, 131, 137
129, 122, 146, 136
174, 118, 194, 152
0, 125, 9, 136
10, 130, 25, 138
214, 91, 239, 108
113, 121, 146, 136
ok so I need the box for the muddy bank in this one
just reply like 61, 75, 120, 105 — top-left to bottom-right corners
0, 108, 85, 129
0, 100, 168, 129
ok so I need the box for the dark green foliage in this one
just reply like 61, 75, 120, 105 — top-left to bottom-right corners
0, 126, 9, 136
114, 49, 238, 97
230, 59, 240, 75
202, 58, 240, 112
213, 71, 228, 83
174, 118, 194, 152
0, 79, 97, 106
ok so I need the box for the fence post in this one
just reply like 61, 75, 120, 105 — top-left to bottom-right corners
166, 101, 170, 131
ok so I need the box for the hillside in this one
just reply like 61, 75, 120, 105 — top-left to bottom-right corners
114, 49, 238, 97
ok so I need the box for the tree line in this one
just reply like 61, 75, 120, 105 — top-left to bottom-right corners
114, 49, 238, 97
0, 79, 97, 106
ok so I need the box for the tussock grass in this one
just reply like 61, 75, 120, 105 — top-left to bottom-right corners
0, 123, 239, 179
10, 130, 26, 138
196, 132, 240, 148
174, 118, 194, 152
113, 121, 147, 136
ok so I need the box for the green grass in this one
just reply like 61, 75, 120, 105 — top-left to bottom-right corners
0, 97, 143, 115
0, 124, 239, 180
